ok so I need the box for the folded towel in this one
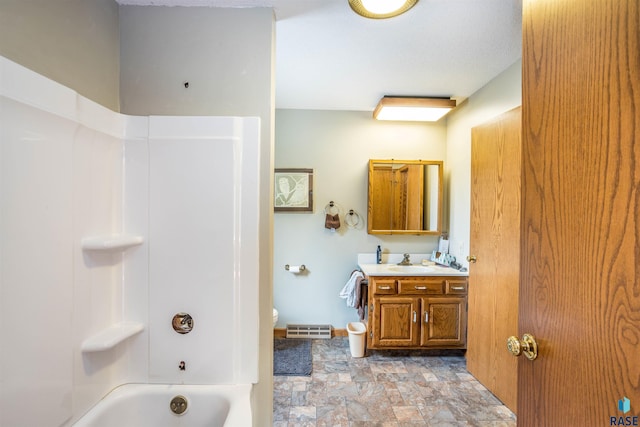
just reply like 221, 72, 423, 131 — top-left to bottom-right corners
339, 270, 364, 308
325, 213, 340, 230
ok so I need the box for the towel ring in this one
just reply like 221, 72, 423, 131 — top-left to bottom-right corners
324, 201, 341, 215
345, 209, 361, 228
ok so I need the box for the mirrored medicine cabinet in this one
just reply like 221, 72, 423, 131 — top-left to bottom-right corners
367, 159, 443, 235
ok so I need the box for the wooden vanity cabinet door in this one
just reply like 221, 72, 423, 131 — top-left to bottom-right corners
420, 296, 467, 348
371, 296, 420, 347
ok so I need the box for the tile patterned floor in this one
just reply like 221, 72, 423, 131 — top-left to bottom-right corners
273, 337, 516, 426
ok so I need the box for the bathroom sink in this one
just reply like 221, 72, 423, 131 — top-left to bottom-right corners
387, 265, 435, 274
358, 254, 468, 277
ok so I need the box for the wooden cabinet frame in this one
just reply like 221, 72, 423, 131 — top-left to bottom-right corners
367, 276, 468, 350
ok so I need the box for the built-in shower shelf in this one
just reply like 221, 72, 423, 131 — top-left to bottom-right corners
81, 322, 145, 352
81, 235, 144, 251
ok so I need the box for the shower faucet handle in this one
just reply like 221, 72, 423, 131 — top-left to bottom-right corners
172, 312, 194, 334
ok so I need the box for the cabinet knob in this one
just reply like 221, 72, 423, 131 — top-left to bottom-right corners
466, 255, 477, 263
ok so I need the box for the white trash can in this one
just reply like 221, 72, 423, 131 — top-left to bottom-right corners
347, 322, 366, 357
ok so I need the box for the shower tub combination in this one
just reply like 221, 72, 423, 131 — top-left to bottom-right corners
70, 113, 261, 426
0, 57, 261, 426
73, 384, 252, 427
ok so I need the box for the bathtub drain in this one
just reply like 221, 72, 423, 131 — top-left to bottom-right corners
170, 395, 188, 415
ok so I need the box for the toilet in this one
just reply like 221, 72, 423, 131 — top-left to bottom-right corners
273, 308, 279, 328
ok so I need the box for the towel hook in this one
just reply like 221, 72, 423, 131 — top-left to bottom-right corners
345, 209, 361, 228
324, 201, 341, 215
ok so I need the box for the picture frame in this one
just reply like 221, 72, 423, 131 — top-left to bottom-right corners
274, 168, 313, 212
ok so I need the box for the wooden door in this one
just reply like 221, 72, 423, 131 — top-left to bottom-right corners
519, 0, 640, 424
370, 165, 393, 230
393, 168, 408, 229
420, 297, 466, 348
404, 164, 424, 230
466, 107, 521, 412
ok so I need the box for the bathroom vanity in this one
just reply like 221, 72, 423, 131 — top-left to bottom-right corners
359, 254, 469, 350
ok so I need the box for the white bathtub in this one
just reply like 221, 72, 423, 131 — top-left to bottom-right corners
73, 384, 252, 427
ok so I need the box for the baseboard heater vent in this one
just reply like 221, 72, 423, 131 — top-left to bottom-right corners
286, 324, 332, 339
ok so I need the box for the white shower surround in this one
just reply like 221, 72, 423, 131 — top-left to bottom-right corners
0, 56, 259, 426
131, 114, 260, 384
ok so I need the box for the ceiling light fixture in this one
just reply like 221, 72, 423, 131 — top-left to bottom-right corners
348, 0, 418, 19
373, 96, 457, 122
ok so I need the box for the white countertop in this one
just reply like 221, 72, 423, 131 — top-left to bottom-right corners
358, 253, 468, 277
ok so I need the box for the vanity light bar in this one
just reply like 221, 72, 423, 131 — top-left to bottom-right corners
373, 96, 456, 122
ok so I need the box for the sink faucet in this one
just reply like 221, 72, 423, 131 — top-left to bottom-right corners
397, 253, 412, 265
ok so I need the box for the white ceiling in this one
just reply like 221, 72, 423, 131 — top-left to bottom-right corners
116, 0, 522, 111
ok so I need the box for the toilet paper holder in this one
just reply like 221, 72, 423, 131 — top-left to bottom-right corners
285, 264, 306, 272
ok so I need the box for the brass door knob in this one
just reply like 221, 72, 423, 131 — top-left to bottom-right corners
506, 333, 538, 360
466, 255, 477, 263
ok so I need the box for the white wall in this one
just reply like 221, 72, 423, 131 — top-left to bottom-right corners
0, 0, 120, 111
274, 109, 446, 329
119, 6, 273, 120
445, 59, 522, 265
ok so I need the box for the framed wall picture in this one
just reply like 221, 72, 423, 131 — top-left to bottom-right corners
274, 168, 313, 212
